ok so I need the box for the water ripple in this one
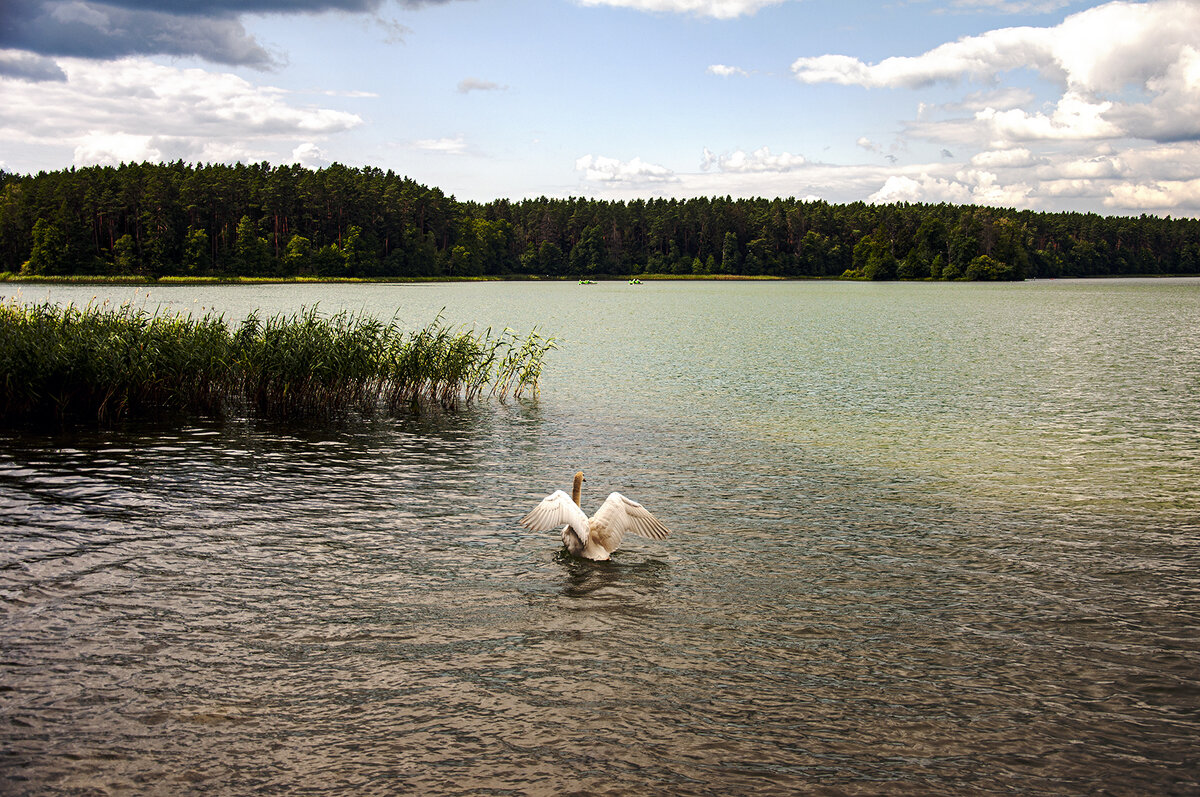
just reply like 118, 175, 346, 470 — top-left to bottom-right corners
4, 280, 1200, 795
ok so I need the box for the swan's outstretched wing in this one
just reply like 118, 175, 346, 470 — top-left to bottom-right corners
519, 490, 591, 545
592, 492, 671, 543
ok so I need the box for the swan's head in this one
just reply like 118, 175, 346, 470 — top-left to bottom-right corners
572, 471, 584, 505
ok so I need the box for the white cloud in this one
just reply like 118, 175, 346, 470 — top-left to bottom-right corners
191, 140, 272, 164
950, 0, 1076, 12
707, 64, 749, 77
457, 77, 507, 93
309, 88, 380, 98
702, 146, 806, 173
1037, 179, 1104, 199
791, 0, 1200, 145
869, 174, 971, 204
792, 28, 1055, 89
1106, 44, 1200, 142
1106, 178, 1200, 210
958, 169, 1033, 206
793, 1, 1200, 95
291, 142, 330, 167
0, 57, 362, 168
73, 132, 163, 167
780, 0, 1200, 216
1046, 155, 1126, 180
573, 153, 921, 205
969, 147, 1040, 168
571, 139, 1200, 216
855, 136, 909, 163
577, 0, 784, 19
976, 91, 1121, 142
864, 168, 1035, 207
576, 154, 676, 184
862, 144, 1200, 213
412, 135, 467, 154
953, 87, 1036, 112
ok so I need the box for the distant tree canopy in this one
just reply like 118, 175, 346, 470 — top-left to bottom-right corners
2, 161, 1199, 281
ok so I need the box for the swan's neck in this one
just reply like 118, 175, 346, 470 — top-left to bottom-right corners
571, 473, 583, 506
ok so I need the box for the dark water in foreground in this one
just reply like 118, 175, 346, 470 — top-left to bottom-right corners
2, 279, 1198, 795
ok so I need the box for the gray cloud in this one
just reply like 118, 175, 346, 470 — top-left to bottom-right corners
87, 1, 387, 11
0, 50, 67, 81
0, 0, 275, 67
0, 0, 461, 68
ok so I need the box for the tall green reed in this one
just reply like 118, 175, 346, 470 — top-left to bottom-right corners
0, 300, 555, 423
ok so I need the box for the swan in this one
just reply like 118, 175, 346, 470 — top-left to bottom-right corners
519, 471, 670, 560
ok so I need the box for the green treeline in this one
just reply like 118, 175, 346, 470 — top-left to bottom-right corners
3, 161, 1200, 281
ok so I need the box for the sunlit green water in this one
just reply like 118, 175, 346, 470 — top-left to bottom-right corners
2, 278, 1198, 794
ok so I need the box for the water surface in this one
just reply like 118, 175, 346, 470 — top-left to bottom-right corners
2, 279, 1198, 794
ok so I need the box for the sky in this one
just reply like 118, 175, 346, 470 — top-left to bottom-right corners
2, 0, 1200, 215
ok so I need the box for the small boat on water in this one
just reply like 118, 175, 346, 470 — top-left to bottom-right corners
578, 279, 597, 285
628, 278, 642, 285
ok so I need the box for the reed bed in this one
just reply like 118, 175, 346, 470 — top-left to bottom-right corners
0, 300, 555, 423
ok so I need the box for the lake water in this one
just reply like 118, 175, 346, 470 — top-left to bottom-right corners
2, 278, 1198, 795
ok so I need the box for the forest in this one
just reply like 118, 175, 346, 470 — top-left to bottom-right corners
3, 161, 1199, 281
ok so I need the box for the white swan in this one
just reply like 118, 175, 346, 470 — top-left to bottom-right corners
519, 471, 670, 560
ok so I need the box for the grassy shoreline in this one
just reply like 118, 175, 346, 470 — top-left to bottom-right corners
0, 273, 510, 286
0, 300, 555, 424
3, 272, 1195, 286
0, 272, 787, 285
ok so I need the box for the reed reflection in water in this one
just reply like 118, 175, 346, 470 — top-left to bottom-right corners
2, 278, 1198, 795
